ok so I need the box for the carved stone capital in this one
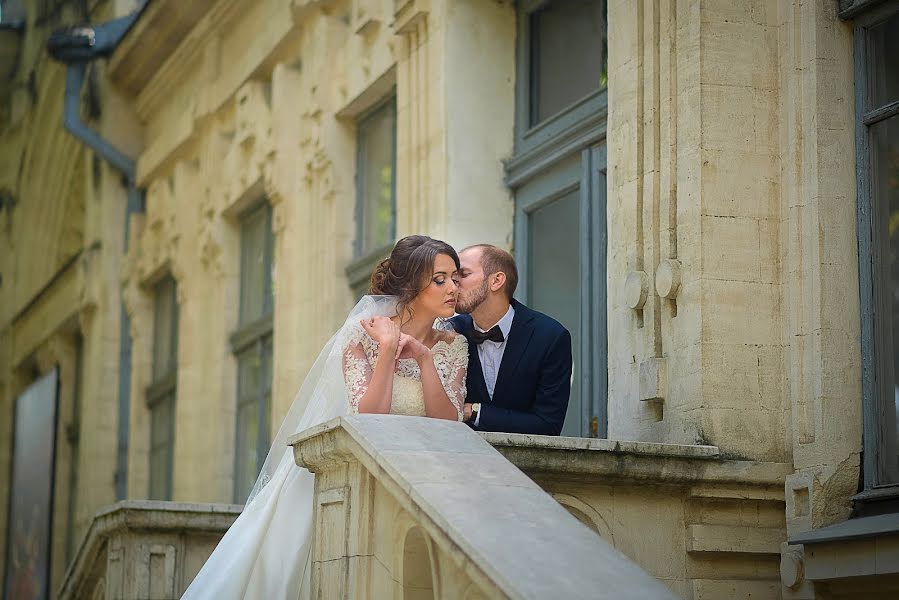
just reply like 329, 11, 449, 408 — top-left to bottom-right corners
393, 0, 429, 35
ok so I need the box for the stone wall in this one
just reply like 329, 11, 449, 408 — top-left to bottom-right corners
0, 0, 142, 590
113, 0, 515, 503
606, 0, 861, 517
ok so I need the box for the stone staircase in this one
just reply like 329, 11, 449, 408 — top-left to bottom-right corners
61, 415, 791, 599
289, 415, 681, 599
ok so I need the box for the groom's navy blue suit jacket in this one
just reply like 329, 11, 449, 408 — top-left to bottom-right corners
450, 299, 572, 436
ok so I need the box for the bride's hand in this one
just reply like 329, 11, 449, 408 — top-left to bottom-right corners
360, 316, 400, 352
396, 332, 430, 362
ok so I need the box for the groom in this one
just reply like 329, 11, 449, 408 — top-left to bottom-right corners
450, 244, 572, 435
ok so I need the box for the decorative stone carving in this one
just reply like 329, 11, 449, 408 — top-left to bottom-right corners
638, 357, 667, 403
780, 543, 804, 590
393, 0, 427, 35
222, 80, 276, 211
654, 259, 681, 300
624, 270, 650, 310
352, 0, 382, 36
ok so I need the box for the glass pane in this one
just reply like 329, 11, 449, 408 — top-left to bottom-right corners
150, 397, 169, 447
358, 101, 396, 256
149, 395, 174, 500
235, 347, 267, 502
530, 0, 607, 125
261, 337, 273, 451
149, 446, 167, 500
528, 189, 582, 436
240, 205, 273, 325
235, 401, 259, 502
869, 13, 899, 109
874, 113, 899, 483
237, 348, 262, 403
152, 278, 177, 380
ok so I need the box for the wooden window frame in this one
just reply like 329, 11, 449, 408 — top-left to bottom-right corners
507, 0, 609, 437
514, 147, 607, 437
347, 95, 397, 297
851, 0, 899, 504
230, 202, 275, 502
146, 276, 178, 501
511, 0, 608, 170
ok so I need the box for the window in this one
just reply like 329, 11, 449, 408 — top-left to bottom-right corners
527, 0, 608, 126
231, 202, 274, 502
347, 96, 397, 298
854, 2, 899, 496
147, 276, 178, 500
515, 0, 608, 154
508, 0, 608, 437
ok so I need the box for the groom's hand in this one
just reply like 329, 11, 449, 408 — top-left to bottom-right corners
463, 403, 473, 422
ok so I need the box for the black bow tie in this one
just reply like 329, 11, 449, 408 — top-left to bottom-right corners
471, 325, 504, 345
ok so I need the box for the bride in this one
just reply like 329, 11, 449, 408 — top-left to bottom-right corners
182, 235, 468, 599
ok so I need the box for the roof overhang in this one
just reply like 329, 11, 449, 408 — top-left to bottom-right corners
108, 0, 210, 97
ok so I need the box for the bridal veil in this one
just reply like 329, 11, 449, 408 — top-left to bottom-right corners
182, 295, 399, 600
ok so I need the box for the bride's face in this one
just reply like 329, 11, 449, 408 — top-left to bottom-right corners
409, 253, 460, 320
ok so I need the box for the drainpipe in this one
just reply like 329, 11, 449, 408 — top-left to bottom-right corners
48, 9, 145, 501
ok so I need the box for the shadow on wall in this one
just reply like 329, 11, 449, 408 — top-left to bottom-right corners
402, 526, 434, 600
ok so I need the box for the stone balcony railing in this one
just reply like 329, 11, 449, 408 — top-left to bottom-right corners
58, 501, 241, 599
485, 433, 793, 598
60, 418, 792, 599
289, 414, 679, 599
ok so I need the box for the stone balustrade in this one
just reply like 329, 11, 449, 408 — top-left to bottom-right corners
289, 414, 679, 599
58, 419, 792, 599
58, 500, 241, 600
486, 432, 793, 599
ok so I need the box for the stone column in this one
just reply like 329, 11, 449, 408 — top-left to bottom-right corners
607, 0, 791, 463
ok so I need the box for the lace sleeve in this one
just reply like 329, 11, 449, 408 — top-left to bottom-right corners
342, 331, 374, 414
433, 333, 469, 421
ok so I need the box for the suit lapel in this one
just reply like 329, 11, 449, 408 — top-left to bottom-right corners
493, 302, 535, 399
456, 315, 490, 402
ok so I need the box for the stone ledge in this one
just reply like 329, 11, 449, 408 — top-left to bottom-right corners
483, 432, 792, 487
790, 513, 899, 545
481, 431, 720, 458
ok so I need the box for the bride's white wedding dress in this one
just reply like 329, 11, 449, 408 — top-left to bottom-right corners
182, 296, 468, 599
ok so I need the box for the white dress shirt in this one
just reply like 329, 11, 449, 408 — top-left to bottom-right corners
473, 304, 515, 426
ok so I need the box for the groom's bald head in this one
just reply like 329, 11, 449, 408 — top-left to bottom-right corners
461, 244, 518, 300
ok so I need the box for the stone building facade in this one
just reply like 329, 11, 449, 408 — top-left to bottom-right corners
1, 0, 897, 597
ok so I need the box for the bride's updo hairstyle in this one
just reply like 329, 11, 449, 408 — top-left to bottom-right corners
370, 235, 460, 317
